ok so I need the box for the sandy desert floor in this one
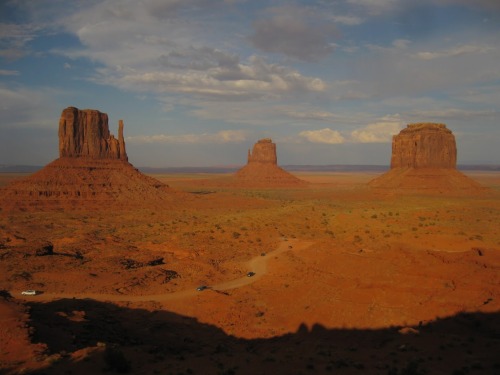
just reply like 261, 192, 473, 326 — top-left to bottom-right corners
1, 171, 499, 374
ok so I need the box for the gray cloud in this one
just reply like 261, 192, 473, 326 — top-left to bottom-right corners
0, 23, 41, 61
159, 46, 240, 72
97, 55, 326, 102
249, 6, 338, 62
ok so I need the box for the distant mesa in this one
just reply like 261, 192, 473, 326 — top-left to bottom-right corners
369, 123, 485, 194
0, 107, 176, 210
235, 139, 306, 187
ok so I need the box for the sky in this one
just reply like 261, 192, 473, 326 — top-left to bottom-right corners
1, 0, 499, 167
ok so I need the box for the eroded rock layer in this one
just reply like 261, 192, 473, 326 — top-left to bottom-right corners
0, 158, 176, 210
369, 168, 483, 194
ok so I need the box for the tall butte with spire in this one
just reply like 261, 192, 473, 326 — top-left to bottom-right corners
58, 107, 128, 160
0, 107, 175, 210
369, 123, 484, 194
235, 138, 306, 187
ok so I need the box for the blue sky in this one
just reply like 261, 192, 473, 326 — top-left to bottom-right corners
1, 0, 499, 167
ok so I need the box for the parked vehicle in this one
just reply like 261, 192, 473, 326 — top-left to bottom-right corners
247, 272, 255, 277
21, 290, 38, 296
196, 285, 208, 291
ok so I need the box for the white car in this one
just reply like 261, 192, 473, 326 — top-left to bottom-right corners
21, 290, 38, 296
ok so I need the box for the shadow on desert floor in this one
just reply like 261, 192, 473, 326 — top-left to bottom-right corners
12, 298, 500, 375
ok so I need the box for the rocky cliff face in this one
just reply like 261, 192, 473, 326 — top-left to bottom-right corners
390, 123, 456, 169
247, 138, 278, 164
58, 107, 128, 160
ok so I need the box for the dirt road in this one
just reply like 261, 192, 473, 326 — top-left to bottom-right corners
16, 239, 313, 303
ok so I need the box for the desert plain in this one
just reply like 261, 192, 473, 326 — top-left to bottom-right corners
0, 170, 499, 374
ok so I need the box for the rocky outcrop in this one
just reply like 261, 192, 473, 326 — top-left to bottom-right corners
390, 123, 456, 169
247, 138, 277, 164
59, 107, 128, 160
0, 107, 180, 210
369, 123, 485, 195
235, 139, 306, 187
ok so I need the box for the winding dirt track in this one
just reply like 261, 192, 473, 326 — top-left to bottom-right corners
18, 239, 313, 303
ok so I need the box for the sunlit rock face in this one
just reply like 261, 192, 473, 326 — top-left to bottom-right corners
247, 138, 277, 165
59, 107, 128, 161
390, 123, 456, 169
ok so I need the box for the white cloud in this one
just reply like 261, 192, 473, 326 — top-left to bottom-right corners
299, 128, 346, 144
126, 129, 247, 144
350, 118, 404, 143
415, 44, 496, 60
298, 115, 404, 144
95, 55, 326, 101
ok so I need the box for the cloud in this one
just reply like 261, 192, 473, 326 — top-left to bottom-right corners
346, 0, 398, 15
0, 23, 42, 60
415, 44, 496, 60
126, 129, 247, 144
249, 5, 338, 61
96, 55, 326, 101
299, 115, 404, 144
405, 108, 498, 120
0, 69, 19, 76
350, 118, 404, 143
436, 0, 500, 12
299, 128, 346, 144
392, 39, 411, 49
159, 46, 240, 72
287, 110, 339, 122
43, 1, 327, 103
329, 15, 363, 25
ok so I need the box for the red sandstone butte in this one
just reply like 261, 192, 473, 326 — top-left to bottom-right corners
390, 123, 456, 169
0, 107, 177, 210
235, 139, 306, 187
59, 107, 128, 160
369, 123, 484, 194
